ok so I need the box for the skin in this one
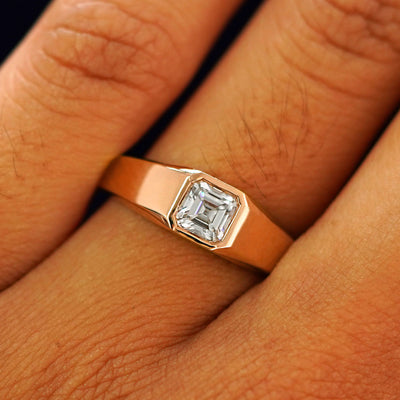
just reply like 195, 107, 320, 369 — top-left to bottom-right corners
1, 0, 400, 398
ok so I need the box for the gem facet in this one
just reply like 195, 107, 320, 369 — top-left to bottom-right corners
176, 180, 239, 242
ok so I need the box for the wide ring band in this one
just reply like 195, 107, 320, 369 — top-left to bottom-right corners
100, 156, 293, 272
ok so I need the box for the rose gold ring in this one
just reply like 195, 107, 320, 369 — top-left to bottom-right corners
100, 156, 293, 272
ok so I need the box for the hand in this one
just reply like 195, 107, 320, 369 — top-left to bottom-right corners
1, 0, 400, 398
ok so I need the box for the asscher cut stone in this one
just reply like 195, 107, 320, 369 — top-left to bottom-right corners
176, 180, 239, 243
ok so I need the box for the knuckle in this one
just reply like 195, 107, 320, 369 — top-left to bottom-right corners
297, 0, 400, 63
36, 0, 183, 97
207, 86, 313, 221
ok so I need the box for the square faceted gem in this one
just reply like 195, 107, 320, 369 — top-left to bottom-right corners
176, 180, 239, 243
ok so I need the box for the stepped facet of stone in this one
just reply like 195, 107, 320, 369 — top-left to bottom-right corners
176, 180, 239, 242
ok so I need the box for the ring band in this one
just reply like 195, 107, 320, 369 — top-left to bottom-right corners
100, 156, 293, 272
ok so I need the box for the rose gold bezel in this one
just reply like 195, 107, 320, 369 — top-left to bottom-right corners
168, 170, 249, 251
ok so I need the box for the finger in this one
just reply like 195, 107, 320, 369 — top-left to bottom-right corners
0, 0, 242, 288
3, 0, 400, 396
149, 105, 400, 400
149, 0, 400, 234
51, 0, 400, 324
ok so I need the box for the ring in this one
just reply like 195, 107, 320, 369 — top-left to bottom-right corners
100, 156, 293, 272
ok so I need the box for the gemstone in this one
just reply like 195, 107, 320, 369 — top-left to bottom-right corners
176, 180, 239, 243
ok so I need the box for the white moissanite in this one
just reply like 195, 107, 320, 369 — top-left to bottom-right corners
175, 180, 239, 243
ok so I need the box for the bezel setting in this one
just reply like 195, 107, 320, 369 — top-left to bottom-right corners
169, 171, 249, 250
175, 179, 239, 243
